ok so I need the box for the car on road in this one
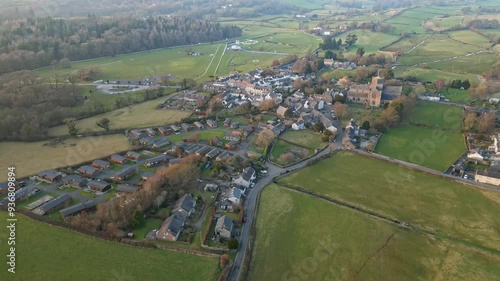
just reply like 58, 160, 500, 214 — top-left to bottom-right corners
464, 174, 468, 179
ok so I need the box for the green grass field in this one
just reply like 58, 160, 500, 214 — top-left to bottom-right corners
441, 88, 471, 104
270, 140, 313, 166
279, 130, 324, 149
0, 134, 132, 181
279, 152, 500, 252
0, 212, 219, 281
36, 44, 222, 81
333, 30, 399, 55
375, 125, 465, 171
249, 184, 500, 281
395, 66, 479, 83
448, 30, 492, 49
48, 95, 191, 136
168, 129, 227, 143
405, 101, 463, 130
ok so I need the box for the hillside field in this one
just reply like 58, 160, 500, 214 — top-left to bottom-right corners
278, 152, 500, 251
0, 134, 133, 181
0, 212, 219, 281
48, 95, 191, 136
249, 184, 500, 281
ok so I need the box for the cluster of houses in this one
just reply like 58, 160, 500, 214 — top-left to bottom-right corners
156, 194, 197, 241
323, 59, 357, 70
158, 90, 207, 111
461, 134, 500, 186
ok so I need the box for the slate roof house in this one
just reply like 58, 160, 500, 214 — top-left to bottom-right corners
214, 215, 233, 239
116, 184, 140, 193
206, 119, 218, 128
173, 194, 196, 218
125, 151, 142, 160
156, 214, 185, 241
233, 167, 256, 188
221, 187, 243, 210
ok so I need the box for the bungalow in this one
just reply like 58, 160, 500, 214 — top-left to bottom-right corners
0, 181, 18, 194
141, 172, 156, 181
206, 119, 218, 128
246, 151, 262, 159
185, 145, 201, 154
169, 158, 186, 166
173, 194, 196, 218
224, 118, 232, 127
125, 151, 142, 161
233, 167, 256, 188
86, 180, 111, 192
77, 165, 100, 177
146, 128, 156, 136
112, 166, 136, 181
193, 121, 204, 130
230, 122, 241, 129
156, 214, 185, 241
92, 160, 110, 169
128, 129, 144, 140
38, 170, 62, 183
39, 194, 71, 215
144, 155, 169, 167
110, 154, 128, 165
210, 136, 223, 147
62, 175, 88, 188
181, 123, 193, 132
170, 124, 180, 133
292, 120, 305, 130
225, 141, 239, 150
60, 200, 96, 217
152, 137, 171, 148
116, 184, 140, 193
240, 125, 254, 133
216, 151, 232, 161
206, 148, 220, 159
158, 126, 169, 136
195, 146, 212, 156
214, 215, 233, 239
224, 135, 241, 142
0, 186, 38, 205
139, 136, 155, 146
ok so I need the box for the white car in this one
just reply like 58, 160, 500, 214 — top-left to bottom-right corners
463, 175, 468, 179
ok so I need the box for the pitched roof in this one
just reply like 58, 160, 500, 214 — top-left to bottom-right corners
40, 194, 71, 212
110, 154, 127, 162
116, 184, 140, 193
39, 170, 60, 180
114, 166, 136, 179
215, 215, 233, 231
60, 200, 96, 217
159, 214, 185, 237
174, 194, 196, 213
242, 167, 255, 181
87, 180, 110, 189
92, 159, 110, 167
62, 175, 88, 185
78, 165, 99, 175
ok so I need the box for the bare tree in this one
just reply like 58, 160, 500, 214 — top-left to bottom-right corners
333, 102, 350, 121
478, 112, 496, 133
255, 129, 275, 148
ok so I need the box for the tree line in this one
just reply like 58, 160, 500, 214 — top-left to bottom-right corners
0, 15, 241, 75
